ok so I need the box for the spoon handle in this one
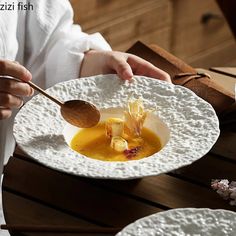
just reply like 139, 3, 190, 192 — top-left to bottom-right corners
27, 81, 64, 106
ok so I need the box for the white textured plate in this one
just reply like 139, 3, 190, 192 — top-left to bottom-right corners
116, 208, 236, 236
14, 75, 220, 179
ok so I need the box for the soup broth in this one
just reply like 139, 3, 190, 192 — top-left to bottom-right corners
70, 122, 162, 161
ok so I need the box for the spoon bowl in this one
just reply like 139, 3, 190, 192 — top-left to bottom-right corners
61, 100, 100, 128
27, 81, 100, 128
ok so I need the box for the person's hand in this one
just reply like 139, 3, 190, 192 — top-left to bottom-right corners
80, 50, 171, 82
0, 60, 33, 120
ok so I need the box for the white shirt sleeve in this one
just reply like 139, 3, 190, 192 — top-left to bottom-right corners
24, 0, 111, 88
0, 0, 112, 171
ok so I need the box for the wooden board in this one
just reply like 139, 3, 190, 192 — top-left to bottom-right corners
210, 67, 236, 78
196, 68, 236, 94
3, 192, 102, 236
3, 157, 161, 228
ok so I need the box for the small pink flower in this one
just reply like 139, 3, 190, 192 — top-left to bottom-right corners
211, 179, 236, 206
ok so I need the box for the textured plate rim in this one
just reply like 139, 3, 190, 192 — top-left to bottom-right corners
116, 208, 236, 235
14, 75, 220, 179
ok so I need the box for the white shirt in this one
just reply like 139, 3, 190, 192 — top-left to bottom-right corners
0, 0, 111, 174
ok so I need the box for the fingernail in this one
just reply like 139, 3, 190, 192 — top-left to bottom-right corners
26, 70, 32, 79
23, 70, 32, 81
123, 70, 133, 80
29, 87, 34, 96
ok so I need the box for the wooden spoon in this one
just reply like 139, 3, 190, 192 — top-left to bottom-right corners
27, 81, 100, 128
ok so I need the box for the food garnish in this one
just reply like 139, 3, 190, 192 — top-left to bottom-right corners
105, 98, 148, 159
124, 98, 147, 137
124, 147, 141, 159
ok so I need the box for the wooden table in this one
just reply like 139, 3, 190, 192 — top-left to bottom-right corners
2, 42, 236, 236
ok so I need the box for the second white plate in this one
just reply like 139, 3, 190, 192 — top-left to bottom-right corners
116, 208, 236, 236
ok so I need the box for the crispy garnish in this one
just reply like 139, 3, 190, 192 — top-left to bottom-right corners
124, 98, 147, 137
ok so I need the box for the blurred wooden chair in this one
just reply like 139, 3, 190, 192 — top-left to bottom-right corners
216, 0, 236, 39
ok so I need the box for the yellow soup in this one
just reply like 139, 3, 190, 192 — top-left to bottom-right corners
70, 122, 162, 162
